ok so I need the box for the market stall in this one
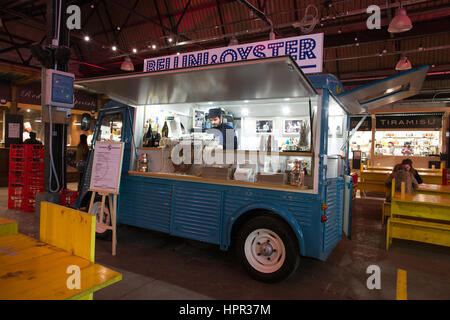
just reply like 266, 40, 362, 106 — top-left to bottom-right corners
75, 55, 428, 282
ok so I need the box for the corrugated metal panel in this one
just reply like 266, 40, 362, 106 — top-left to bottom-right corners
171, 186, 222, 244
118, 176, 172, 233
323, 178, 343, 253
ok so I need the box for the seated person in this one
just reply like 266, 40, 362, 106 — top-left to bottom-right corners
401, 158, 423, 184
385, 164, 419, 201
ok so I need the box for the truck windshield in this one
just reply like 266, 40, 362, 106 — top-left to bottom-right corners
96, 112, 123, 142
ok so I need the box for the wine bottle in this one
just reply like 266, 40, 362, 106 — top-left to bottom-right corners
162, 121, 169, 138
143, 126, 154, 147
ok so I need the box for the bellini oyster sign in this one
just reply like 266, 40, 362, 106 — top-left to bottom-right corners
144, 33, 324, 74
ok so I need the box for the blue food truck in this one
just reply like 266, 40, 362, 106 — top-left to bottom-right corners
74, 56, 428, 282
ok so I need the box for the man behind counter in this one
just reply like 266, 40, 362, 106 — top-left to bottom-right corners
207, 108, 237, 150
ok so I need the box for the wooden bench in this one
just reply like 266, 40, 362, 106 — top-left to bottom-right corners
0, 217, 17, 236
386, 180, 450, 250
0, 202, 122, 300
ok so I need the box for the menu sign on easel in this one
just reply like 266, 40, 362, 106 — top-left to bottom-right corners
90, 141, 124, 194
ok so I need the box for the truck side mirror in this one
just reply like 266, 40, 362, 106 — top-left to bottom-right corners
81, 113, 91, 131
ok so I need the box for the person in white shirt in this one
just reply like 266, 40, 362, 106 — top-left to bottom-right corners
23, 122, 32, 141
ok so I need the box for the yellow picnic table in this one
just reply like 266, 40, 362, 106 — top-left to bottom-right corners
367, 166, 442, 173
386, 191, 450, 250
361, 170, 442, 185
0, 202, 122, 300
416, 183, 450, 196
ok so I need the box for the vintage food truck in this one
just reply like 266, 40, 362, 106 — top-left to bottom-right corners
74, 55, 428, 282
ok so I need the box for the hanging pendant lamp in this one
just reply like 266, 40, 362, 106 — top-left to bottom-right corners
388, 7, 413, 33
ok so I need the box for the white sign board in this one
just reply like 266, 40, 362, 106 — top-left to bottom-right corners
8, 123, 20, 139
144, 33, 323, 74
90, 141, 124, 194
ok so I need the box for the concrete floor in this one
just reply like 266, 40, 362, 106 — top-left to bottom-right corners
1, 186, 449, 300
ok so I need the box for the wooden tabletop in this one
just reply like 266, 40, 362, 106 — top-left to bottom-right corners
0, 233, 122, 300
392, 192, 450, 207
417, 184, 450, 194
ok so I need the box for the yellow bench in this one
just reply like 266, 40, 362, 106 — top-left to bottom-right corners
382, 201, 391, 225
0, 202, 122, 300
0, 218, 17, 236
386, 180, 450, 250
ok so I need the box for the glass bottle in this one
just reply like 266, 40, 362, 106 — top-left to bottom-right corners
162, 121, 169, 138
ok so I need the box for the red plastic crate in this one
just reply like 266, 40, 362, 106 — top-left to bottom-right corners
9, 145, 25, 158
8, 144, 45, 212
8, 197, 23, 210
9, 161, 25, 171
8, 173, 24, 186
24, 145, 44, 159
24, 186, 44, 198
25, 159, 44, 172
60, 189, 79, 207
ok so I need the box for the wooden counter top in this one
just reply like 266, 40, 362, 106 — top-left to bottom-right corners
128, 171, 315, 194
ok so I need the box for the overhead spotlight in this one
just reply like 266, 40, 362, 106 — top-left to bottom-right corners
176, 52, 180, 55
168, 38, 173, 43
112, 46, 117, 51
132, 48, 137, 53
152, 44, 156, 49
90, 4, 94, 9
388, 7, 412, 33
117, 26, 121, 31
338, 27, 342, 34
84, 35, 90, 41
395, 55, 412, 71
120, 57, 134, 72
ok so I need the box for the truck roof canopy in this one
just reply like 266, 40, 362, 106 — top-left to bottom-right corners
76, 56, 317, 106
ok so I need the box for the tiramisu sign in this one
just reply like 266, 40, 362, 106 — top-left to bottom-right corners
376, 114, 442, 129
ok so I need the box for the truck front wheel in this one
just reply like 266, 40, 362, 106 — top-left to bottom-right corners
236, 215, 300, 283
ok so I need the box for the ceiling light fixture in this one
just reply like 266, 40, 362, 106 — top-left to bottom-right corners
120, 57, 134, 71
112, 46, 117, 51
395, 55, 412, 71
388, 6, 412, 33
168, 38, 173, 43
84, 35, 90, 41
132, 48, 137, 53
152, 44, 156, 49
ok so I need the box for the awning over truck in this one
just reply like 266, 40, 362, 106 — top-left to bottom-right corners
337, 65, 429, 115
75, 56, 317, 106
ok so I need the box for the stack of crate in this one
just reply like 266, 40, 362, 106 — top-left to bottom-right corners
8, 144, 44, 212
